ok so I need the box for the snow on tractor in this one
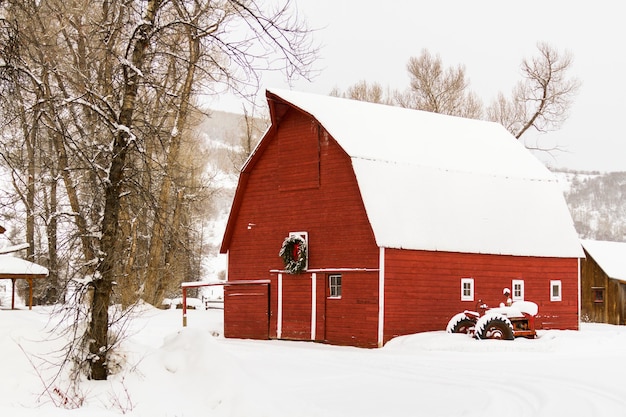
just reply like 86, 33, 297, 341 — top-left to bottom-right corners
446, 290, 538, 340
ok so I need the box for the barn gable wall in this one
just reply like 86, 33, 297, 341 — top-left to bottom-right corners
383, 249, 579, 343
227, 108, 379, 278
225, 107, 380, 340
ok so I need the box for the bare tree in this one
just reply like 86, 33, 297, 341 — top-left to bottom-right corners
331, 80, 392, 105
0, 10, 65, 303
230, 105, 269, 170
92, 0, 315, 380
1, 0, 316, 382
396, 49, 483, 119
487, 42, 581, 142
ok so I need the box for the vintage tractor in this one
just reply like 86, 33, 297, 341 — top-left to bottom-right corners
446, 297, 538, 340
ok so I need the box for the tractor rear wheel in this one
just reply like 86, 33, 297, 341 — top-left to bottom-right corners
446, 313, 476, 334
475, 316, 514, 340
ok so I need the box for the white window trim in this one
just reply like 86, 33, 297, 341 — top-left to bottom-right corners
550, 280, 562, 302
512, 279, 524, 301
328, 274, 342, 299
461, 278, 474, 301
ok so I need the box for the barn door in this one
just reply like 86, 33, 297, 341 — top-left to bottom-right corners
271, 272, 326, 342
223, 282, 270, 340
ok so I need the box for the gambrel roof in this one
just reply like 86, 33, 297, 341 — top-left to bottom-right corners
581, 240, 626, 281
228, 89, 583, 258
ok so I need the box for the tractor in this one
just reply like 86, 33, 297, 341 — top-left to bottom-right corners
446, 295, 538, 340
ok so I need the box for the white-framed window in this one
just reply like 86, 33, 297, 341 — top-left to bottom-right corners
550, 280, 562, 302
461, 278, 474, 301
512, 279, 524, 301
329, 274, 342, 298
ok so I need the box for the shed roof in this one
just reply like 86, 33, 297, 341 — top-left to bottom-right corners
231, 89, 583, 258
581, 240, 626, 281
0, 255, 49, 279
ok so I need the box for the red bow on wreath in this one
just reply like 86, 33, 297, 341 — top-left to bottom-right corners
279, 235, 307, 274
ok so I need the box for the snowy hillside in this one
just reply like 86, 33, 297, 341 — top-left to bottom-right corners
553, 170, 626, 242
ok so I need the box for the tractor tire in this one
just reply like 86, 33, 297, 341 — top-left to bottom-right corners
446, 313, 476, 334
474, 315, 514, 340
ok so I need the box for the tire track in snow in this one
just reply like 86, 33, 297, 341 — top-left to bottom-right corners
220, 331, 626, 417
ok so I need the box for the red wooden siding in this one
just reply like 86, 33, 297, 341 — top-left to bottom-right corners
223, 283, 270, 339
324, 271, 379, 348
268, 271, 379, 347
382, 249, 579, 344
278, 274, 312, 340
278, 117, 319, 191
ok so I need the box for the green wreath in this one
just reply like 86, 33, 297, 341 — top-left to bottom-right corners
279, 235, 307, 274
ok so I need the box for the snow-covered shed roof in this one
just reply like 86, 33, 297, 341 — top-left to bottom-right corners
581, 240, 626, 281
261, 89, 583, 258
0, 255, 49, 278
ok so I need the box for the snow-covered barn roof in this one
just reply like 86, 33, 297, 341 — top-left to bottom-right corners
257, 89, 583, 258
581, 240, 626, 281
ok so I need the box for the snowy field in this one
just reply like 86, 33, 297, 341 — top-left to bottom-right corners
2, 304, 626, 417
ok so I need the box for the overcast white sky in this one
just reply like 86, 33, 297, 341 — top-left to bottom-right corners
209, 0, 626, 173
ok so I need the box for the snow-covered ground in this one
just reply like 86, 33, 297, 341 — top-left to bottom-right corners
2, 304, 626, 416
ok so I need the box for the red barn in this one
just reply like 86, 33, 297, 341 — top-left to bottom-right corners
220, 89, 583, 347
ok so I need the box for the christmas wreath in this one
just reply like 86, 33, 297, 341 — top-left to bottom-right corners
279, 235, 307, 274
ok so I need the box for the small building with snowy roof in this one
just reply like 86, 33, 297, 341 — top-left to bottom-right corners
0, 253, 49, 309
219, 89, 583, 347
580, 239, 626, 324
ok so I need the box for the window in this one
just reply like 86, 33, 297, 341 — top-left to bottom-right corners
512, 279, 524, 301
550, 280, 562, 302
593, 287, 605, 303
329, 274, 342, 298
461, 278, 474, 301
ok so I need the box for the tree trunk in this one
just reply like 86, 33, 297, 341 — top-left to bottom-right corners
120, 210, 139, 309
88, 0, 159, 380
26, 121, 35, 262
46, 149, 59, 300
